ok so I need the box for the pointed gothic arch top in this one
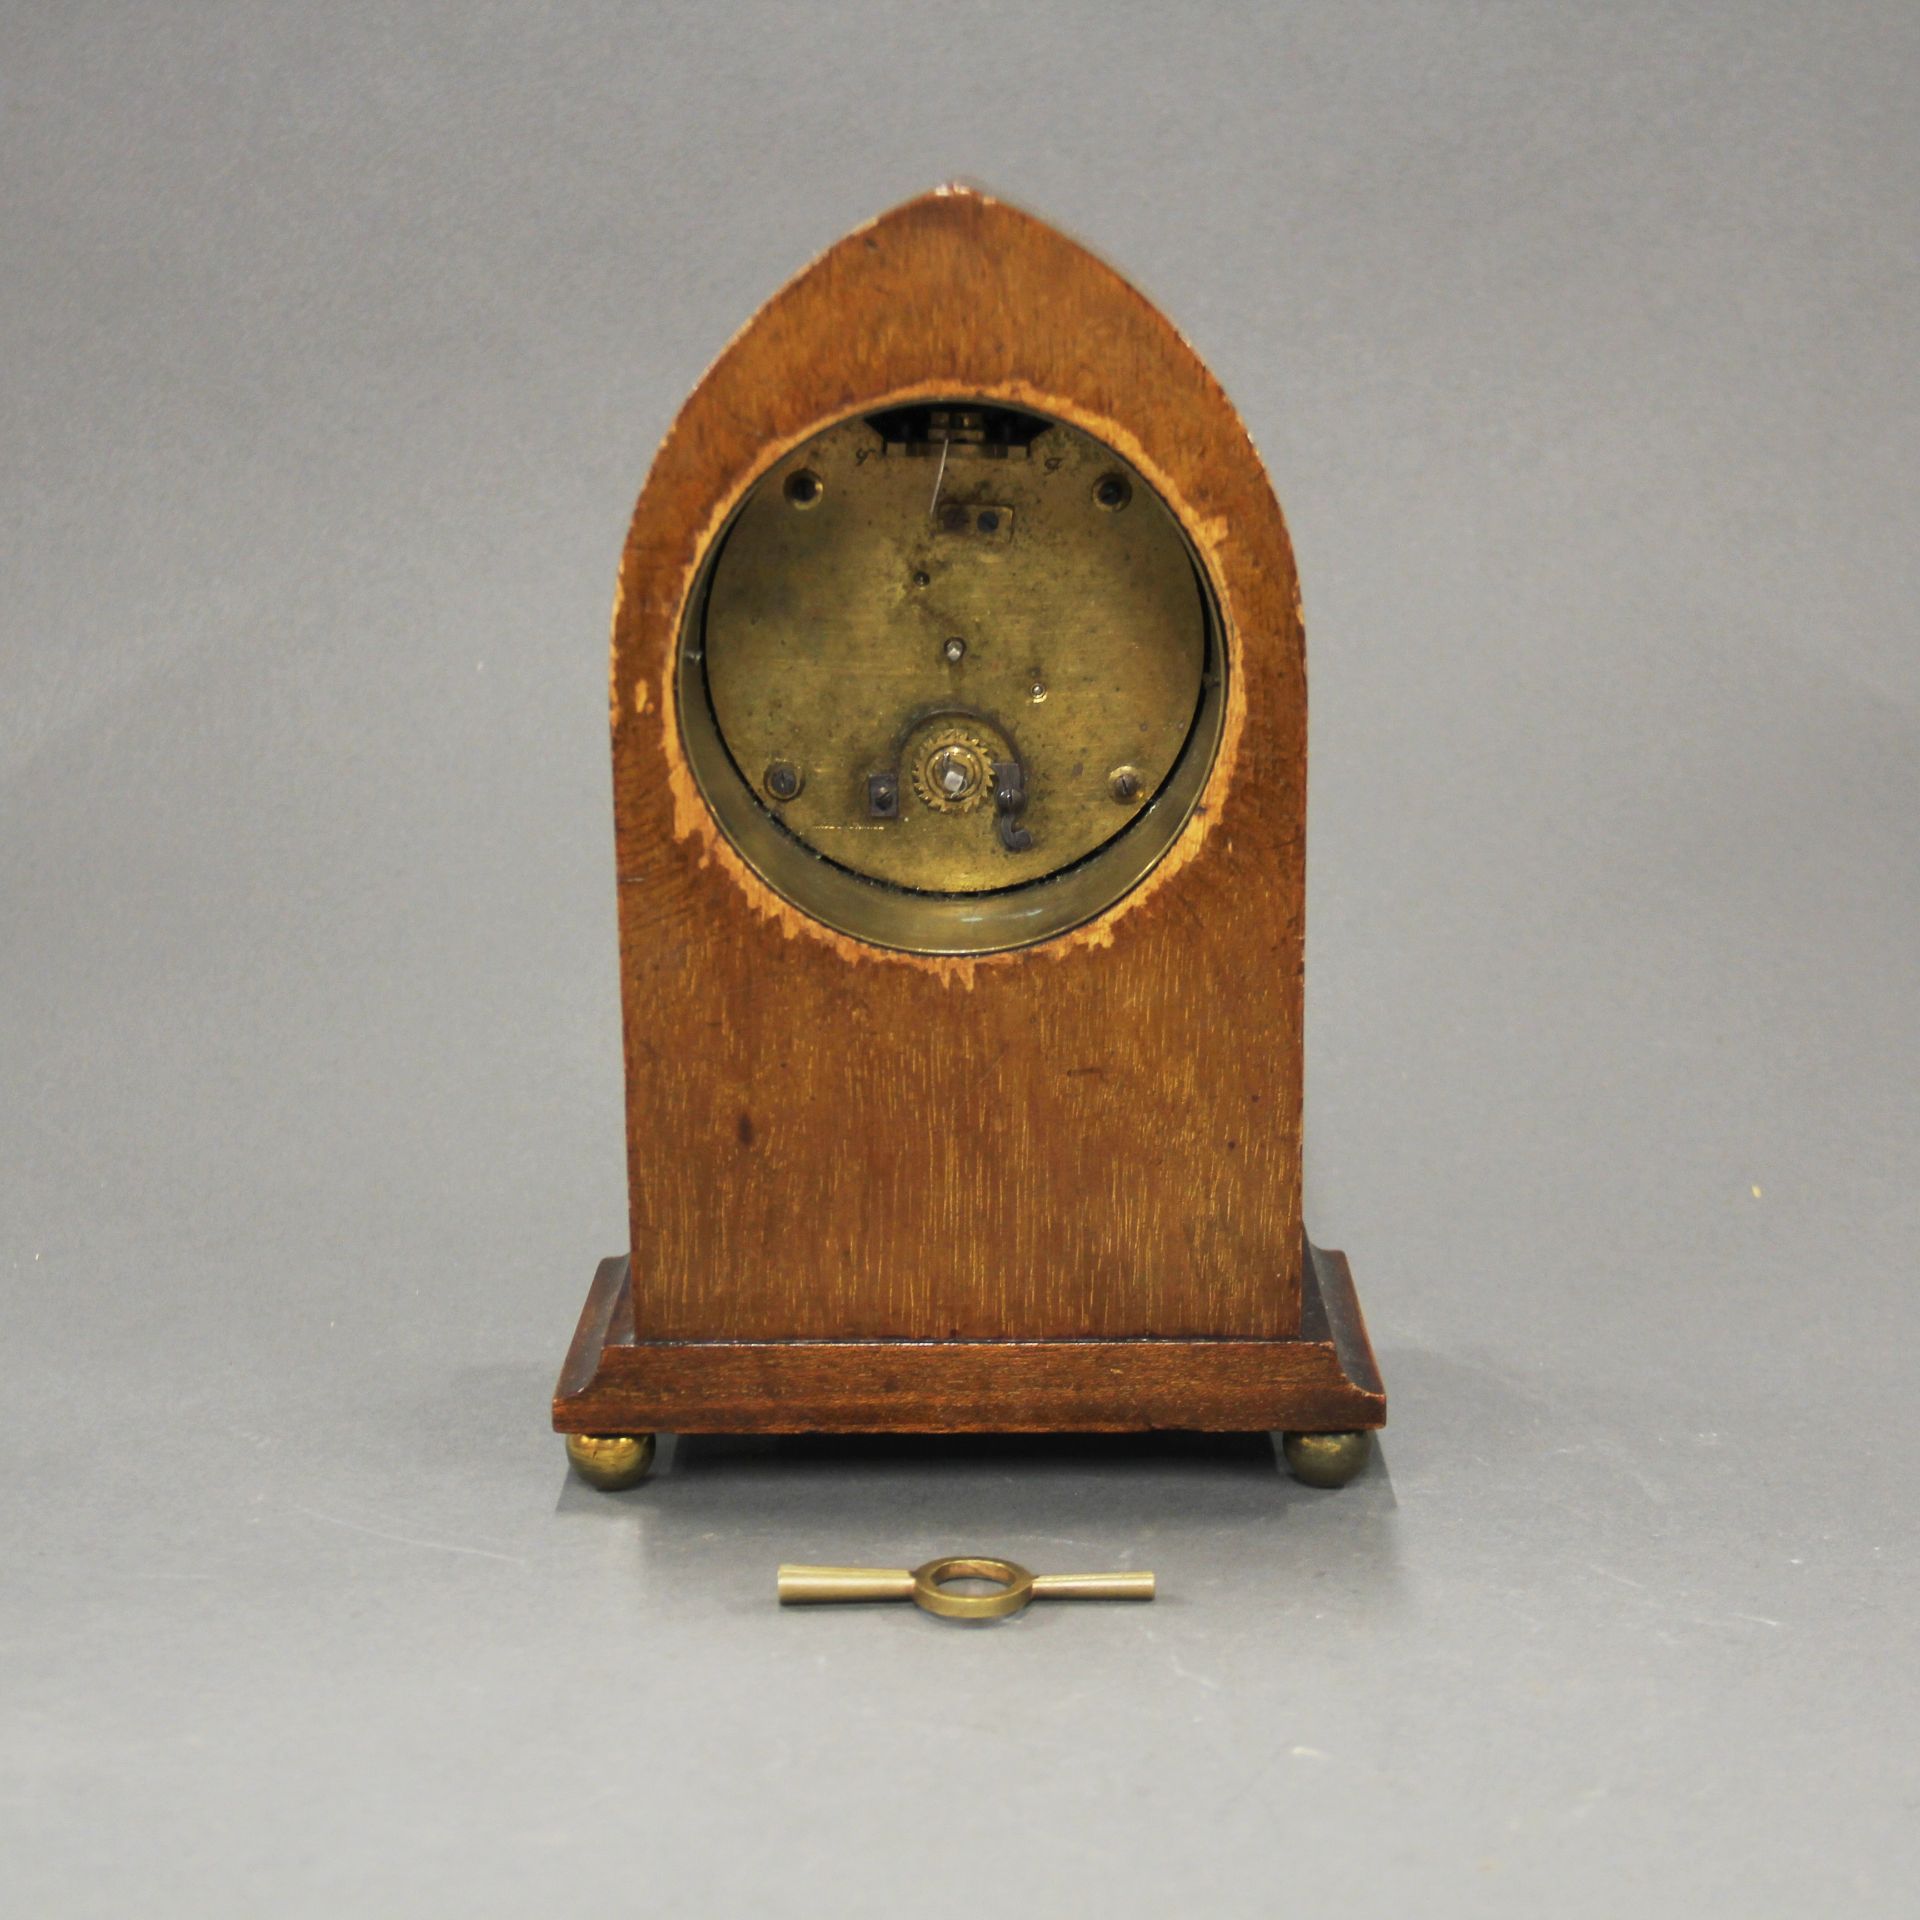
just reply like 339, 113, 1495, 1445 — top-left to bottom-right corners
609, 185, 1304, 973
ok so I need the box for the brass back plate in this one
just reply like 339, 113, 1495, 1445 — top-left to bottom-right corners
679, 402, 1226, 954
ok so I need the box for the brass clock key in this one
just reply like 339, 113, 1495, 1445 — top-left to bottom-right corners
778, 1557, 1156, 1622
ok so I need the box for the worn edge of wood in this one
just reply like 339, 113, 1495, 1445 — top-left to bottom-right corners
552, 1249, 1385, 1436
1304, 1239, 1385, 1403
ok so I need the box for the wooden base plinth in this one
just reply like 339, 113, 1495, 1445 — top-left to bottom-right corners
552, 1238, 1384, 1437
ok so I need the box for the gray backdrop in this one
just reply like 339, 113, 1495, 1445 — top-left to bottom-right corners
5, 4, 1916, 1914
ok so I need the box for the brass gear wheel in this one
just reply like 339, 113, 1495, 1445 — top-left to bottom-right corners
910, 726, 995, 814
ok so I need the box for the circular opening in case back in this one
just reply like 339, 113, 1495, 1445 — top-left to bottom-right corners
677, 401, 1227, 954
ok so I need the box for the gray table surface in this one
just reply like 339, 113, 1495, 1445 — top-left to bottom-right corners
5, 5, 1916, 1914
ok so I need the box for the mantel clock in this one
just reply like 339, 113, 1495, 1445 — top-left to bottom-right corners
552, 187, 1386, 1492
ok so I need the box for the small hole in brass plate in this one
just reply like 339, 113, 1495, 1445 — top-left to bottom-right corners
1095, 472, 1131, 511
784, 468, 823, 508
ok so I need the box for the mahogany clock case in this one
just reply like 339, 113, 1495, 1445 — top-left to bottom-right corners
553, 187, 1385, 1444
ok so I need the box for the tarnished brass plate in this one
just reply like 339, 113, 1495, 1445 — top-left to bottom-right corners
700, 409, 1207, 892
678, 401, 1225, 954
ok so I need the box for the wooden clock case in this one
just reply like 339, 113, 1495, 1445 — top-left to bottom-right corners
552, 186, 1384, 1480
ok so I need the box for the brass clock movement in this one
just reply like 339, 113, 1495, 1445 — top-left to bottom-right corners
553, 186, 1385, 1490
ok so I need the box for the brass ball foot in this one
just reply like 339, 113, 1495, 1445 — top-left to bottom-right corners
564, 1431, 657, 1491
1282, 1429, 1373, 1489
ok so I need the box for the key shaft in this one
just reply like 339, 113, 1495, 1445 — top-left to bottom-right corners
1030, 1571, 1156, 1601
777, 1565, 915, 1604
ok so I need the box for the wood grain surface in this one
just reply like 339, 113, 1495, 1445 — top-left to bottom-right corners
554, 1242, 1385, 1435
610, 185, 1307, 1343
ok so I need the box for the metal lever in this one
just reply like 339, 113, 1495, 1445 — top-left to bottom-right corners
991, 761, 1033, 851
778, 1555, 1154, 1621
